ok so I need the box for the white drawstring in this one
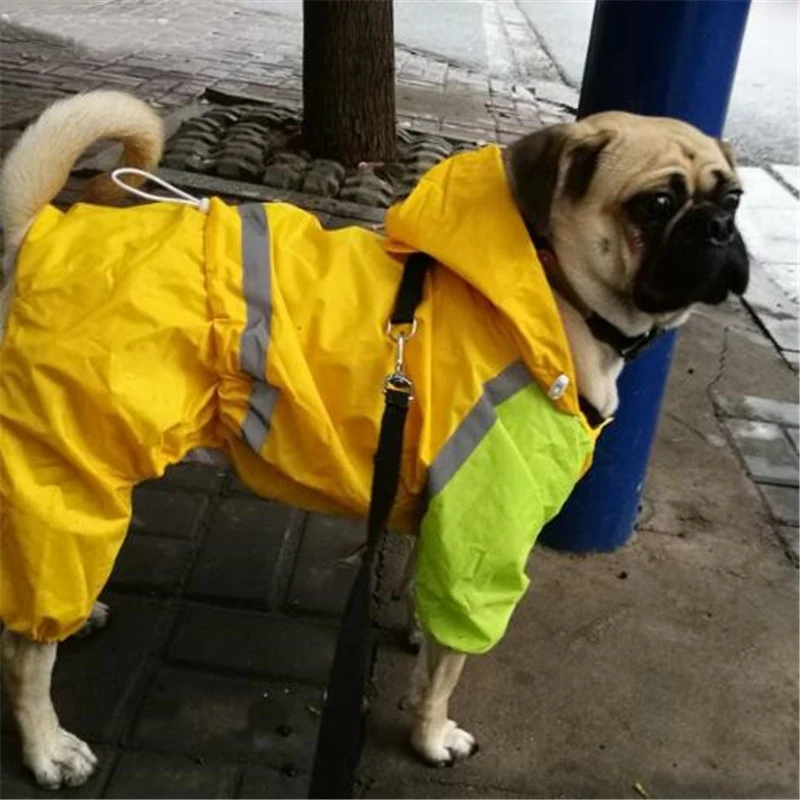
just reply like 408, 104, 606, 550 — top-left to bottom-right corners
110, 168, 210, 213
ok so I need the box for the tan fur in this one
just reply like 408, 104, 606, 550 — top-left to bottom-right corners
513, 112, 741, 416
1, 628, 98, 788
550, 111, 735, 308
549, 112, 739, 333
0, 90, 164, 254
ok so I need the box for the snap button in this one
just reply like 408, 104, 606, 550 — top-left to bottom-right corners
548, 373, 569, 400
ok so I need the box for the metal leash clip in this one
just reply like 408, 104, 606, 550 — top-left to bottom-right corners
384, 318, 417, 400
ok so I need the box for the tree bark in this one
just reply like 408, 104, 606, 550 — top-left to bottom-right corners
302, 0, 396, 165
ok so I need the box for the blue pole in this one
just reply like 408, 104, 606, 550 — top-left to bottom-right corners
539, 0, 751, 553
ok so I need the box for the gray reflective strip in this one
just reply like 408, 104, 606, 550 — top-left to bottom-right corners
484, 361, 531, 406
239, 203, 271, 379
238, 203, 278, 453
428, 361, 532, 497
242, 382, 279, 453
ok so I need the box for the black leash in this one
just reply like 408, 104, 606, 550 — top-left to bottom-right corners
308, 252, 433, 799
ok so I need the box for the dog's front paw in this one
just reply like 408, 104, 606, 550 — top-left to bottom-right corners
411, 718, 479, 767
25, 728, 98, 789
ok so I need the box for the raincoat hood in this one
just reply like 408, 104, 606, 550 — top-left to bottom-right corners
384, 145, 584, 424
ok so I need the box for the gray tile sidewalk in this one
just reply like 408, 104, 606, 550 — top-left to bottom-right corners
736, 166, 800, 370
714, 394, 800, 562
0, 4, 797, 798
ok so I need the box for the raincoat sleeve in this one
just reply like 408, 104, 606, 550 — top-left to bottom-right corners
413, 380, 594, 654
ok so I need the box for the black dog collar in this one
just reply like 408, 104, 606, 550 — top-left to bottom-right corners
532, 234, 665, 362
585, 314, 666, 362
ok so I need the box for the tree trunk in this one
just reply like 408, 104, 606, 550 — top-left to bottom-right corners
302, 0, 396, 165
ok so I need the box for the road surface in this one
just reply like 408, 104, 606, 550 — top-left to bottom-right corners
391, 0, 798, 165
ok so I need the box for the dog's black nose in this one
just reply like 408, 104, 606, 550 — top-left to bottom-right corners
707, 213, 735, 246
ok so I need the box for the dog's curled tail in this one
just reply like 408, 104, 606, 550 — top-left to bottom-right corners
0, 90, 164, 246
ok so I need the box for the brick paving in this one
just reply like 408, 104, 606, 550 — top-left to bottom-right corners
0, 3, 797, 798
0, 1, 574, 162
713, 394, 800, 563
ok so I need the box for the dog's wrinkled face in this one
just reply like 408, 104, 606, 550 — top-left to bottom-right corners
506, 111, 750, 329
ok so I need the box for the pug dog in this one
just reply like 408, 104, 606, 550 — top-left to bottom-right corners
0, 91, 748, 789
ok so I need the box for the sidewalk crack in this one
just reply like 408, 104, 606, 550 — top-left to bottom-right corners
706, 326, 730, 405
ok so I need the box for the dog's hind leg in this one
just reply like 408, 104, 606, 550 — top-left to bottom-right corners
407, 635, 478, 767
0, 629, 98, 788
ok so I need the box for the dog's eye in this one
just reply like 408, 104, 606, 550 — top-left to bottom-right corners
645, 193, 675, 218
721, 190, 742, 212
626, 191, 678, 227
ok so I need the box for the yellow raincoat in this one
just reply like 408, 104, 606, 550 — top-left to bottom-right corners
1, 145, 601, 649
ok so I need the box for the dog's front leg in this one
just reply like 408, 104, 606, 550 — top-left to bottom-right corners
1, 629, 98, 788
407, 635, 478, 766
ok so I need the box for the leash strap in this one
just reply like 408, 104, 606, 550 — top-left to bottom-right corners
390, 251, 431, 326
308, 252, 433, 799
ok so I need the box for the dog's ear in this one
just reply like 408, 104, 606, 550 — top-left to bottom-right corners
506, 124, 572, 237
562, 130, 613, 201
507, 126, 612, 237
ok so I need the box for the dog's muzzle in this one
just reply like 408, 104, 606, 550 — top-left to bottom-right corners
633, 205, 750, 313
